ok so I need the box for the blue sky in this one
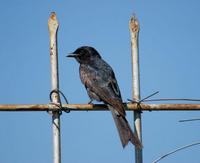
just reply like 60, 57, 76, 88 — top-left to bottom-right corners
0, 0, 200, 163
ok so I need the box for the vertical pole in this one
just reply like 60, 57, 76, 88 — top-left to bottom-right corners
48, 12, 61, 163
129, 16, 143, 163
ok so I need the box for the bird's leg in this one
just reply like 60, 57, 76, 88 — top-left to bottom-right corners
88, 99, 94, 104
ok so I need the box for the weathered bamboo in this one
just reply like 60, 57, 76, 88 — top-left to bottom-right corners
48, 12, 61, 163
0, 104, 200, 111
129, 16, 143, 163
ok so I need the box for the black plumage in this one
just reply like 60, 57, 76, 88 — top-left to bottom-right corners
67, 46, 142, 148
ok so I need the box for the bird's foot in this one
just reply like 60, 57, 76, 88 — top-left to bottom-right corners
88, 99, 94, 104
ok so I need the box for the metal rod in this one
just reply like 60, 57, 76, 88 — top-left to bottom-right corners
48, 12, 61, 163
153, 141, 200, 163
0, 103, 200, 111
129, 16, 143, 163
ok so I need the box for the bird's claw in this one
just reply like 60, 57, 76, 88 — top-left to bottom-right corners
88, 99, 94, 104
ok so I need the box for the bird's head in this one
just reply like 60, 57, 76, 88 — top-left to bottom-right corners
67, 46, 101, 64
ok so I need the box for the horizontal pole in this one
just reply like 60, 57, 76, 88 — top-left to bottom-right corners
0, 104, 200, 111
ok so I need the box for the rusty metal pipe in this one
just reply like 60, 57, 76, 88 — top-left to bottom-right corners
48, 12, 61, 163
0, 103, 200, 111
129, 16, 143, 163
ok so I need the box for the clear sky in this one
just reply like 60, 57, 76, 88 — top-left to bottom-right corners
0, 0, 200, 163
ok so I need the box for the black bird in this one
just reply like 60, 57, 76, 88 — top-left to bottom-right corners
67, 46, 142, 148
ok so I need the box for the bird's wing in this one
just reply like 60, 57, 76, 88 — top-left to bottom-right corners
80, 64, 126, 116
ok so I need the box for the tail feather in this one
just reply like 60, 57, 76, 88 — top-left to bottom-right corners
108, 105, 143, 149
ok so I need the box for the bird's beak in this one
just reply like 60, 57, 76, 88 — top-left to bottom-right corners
66, 53, 77, 58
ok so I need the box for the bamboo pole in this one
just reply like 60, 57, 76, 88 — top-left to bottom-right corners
48, 12, 61, 163
1, 103, 200, 111
129, 16, 143, 163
